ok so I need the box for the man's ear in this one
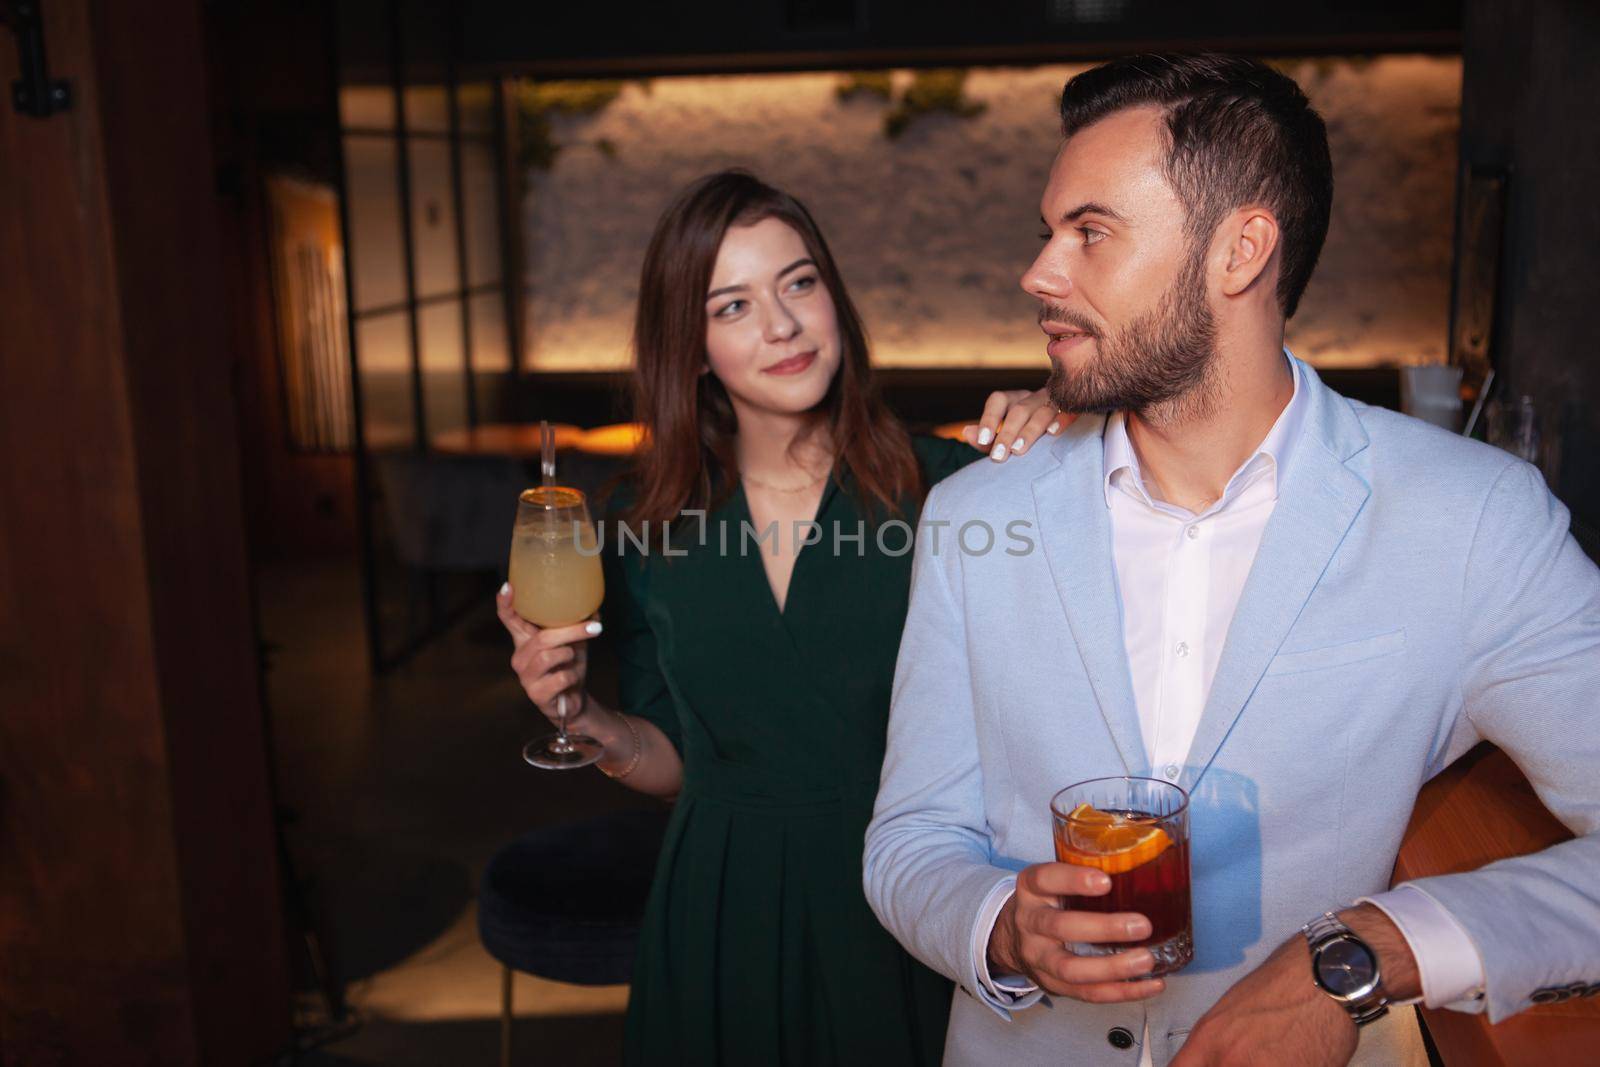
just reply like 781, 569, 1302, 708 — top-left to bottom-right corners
1219, 208, 1280, 299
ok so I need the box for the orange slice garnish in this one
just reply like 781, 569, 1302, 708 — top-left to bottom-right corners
1067, 802, 1117, 825
1058, 803, 1172, 874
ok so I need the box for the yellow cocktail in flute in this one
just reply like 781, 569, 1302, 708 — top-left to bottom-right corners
510, 484, 605, 769
509, 490, 604, 627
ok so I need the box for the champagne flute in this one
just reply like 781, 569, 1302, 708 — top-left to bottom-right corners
510, 425, 606, 769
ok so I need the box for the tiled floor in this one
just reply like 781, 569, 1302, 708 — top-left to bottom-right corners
260, 557, 650, 1065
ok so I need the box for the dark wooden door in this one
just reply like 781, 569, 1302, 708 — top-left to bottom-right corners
0, 2, 292, 1063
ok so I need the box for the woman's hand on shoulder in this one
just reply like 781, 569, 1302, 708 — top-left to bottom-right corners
961, 388, 1073, 462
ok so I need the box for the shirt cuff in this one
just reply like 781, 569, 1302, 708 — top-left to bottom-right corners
970, 876, 1045, 1018
1359, 884, 1488, 1013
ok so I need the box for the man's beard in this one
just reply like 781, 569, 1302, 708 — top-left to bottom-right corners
1044, 248, 1220, 425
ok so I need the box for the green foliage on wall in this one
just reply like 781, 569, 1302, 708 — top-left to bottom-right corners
517, 80, 627, 172
833, 68, 987, 138
884, 69, 986, 139
835, 70, 893, 102
1267, 55, 1375, 87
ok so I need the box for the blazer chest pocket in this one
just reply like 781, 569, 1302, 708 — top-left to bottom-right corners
1265, 628, 1406, 677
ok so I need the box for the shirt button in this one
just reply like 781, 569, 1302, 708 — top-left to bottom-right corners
1107, 1026, 1135, 1050
1175, 641, 1190, 658
1186, 524, 1200, 540
1164, 764, 1180, 780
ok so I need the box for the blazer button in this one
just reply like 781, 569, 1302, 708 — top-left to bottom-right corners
1107, 1026, 1135, 1050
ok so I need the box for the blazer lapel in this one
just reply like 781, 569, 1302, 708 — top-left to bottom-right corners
1182, 366, 1372, 793
1032, 421, 1147, 775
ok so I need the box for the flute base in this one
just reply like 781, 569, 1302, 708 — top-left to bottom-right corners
523, 732, 603, 770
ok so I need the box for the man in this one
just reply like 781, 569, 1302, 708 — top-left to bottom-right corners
864, 53, 1600, 1066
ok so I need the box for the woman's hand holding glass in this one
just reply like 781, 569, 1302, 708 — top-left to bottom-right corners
496, 584, 601, 726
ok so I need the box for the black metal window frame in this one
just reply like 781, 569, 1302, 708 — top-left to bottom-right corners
334, 0, 522, 673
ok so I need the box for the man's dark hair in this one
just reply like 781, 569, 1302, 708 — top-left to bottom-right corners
1060, 53, 1333, 319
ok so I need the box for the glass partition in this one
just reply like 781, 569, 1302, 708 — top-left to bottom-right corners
337, 2, 519, 671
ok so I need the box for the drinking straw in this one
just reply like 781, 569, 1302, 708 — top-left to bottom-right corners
540, 419, 556, 487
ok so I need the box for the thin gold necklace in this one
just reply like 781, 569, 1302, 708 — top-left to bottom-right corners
740, 467, 829, 493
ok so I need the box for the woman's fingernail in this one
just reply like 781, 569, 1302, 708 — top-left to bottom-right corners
585, 621, 603, 636
1092, 872, 1111, 890
1127, 917, 1151, 937
1047, 420, 1062, 435
977, 427, 994, 447
499, 582, 511, 597
1011, 438, 1026, 454
990, 442, 1007, 461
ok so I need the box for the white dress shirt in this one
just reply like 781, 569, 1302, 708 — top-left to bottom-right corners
971, 355, 1487, 1062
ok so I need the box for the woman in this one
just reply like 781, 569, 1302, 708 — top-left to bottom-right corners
496, 171, 1061, 1064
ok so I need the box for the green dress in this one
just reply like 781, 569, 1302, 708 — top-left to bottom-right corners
607, 436, 980, 1066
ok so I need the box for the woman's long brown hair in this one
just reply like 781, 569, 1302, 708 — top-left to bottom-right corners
623, 170, 921, 527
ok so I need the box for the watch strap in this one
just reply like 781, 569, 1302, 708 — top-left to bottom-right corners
1302, 911, 1390, 1027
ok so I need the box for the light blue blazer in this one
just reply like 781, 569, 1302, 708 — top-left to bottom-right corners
865, 359, 1600, 1066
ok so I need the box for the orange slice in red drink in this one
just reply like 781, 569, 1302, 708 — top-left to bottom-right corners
1059, 802, 1172, 875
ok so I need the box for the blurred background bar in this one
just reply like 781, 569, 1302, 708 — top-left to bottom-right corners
4, 0, 1600, 1064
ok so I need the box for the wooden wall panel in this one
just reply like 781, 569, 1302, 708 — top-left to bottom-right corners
0, 0, 292, 1063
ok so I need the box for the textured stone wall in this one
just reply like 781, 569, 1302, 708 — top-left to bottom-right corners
522, 56, 1460, 371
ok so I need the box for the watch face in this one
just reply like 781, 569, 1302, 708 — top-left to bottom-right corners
1316, 937, 1379, 999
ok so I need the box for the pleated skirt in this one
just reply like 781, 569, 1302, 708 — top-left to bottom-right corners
622, 791, 951, 1066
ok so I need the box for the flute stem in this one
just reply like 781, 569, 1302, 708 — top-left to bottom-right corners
552, 693, 572, 753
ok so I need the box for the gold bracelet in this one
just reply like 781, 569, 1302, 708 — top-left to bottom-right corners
599, 712, 642, 780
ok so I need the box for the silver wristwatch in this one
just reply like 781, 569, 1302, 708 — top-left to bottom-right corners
1302, 912, 1389, 1026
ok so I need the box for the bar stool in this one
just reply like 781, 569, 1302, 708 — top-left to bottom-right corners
477, 807, 669, 1067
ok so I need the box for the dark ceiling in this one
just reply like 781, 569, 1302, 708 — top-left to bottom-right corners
336, 0, 1460, 82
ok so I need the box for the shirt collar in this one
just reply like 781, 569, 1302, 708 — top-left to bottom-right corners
1102, 348, 1306, 512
